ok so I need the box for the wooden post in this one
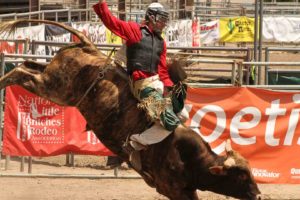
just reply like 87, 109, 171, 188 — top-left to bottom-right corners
28, 156, 32, 174
186, 0, 194, 19
179, 0, 185, 19
118, 0, 126, 21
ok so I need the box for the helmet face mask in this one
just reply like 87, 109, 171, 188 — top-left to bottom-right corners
145, 3, 169, 24
156, 10, 169, 24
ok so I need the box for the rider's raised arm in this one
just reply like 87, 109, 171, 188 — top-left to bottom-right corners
93, 1, 141, 43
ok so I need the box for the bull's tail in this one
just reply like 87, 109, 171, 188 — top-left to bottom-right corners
0, 19, 96, 49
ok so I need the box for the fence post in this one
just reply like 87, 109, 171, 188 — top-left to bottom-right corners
24, 38, 30, 54
31, 40, 36, 55
68, 9, 71, 23
28, 156, 32, 174
5, 155, 10, 170
66, 154, 70, 165
231, 60, 237, 85
20, 156, 25, 172
265, 47, 270, 85
70, 153, 75, 167
0, 53, 5, 168
238, 61, 243, 86
114, 167, 119, 177
245, 48, 251, 85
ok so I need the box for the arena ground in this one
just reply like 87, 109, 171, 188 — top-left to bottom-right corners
0, 155, 300, 200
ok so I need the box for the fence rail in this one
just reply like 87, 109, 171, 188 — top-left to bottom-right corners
1, 40, 300, 177
2, 2, 300, 23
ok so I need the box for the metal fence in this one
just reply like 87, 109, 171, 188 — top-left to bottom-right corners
2, 2, 300, 23
1, 40, 300, 177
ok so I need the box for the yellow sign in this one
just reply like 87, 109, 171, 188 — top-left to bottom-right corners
106, 30, 123, 55
220, 17, 256, 42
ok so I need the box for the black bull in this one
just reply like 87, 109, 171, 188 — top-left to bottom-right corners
0, 20, 261, 200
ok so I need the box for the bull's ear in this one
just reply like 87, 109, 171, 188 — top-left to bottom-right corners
209, 166, 227, 176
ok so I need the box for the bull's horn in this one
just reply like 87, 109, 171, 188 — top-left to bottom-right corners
225, 139, 233, 153
224, 157, 236, 167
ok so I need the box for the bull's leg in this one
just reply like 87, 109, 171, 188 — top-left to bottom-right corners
162, 189, 199, 200
0, 61, 45, 94
22, 60, 47, 72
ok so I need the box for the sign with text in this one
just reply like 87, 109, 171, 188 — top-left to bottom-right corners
186, 87, 300, 184
220, 17, 255, 42
3, 86, 113, 156
3, 86, 300, 183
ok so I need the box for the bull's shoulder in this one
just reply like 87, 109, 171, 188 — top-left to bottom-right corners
173, 126, 216, 163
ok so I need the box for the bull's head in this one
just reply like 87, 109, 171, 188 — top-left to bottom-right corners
209, 140, 261, 200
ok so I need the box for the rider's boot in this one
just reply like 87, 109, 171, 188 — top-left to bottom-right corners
176, 107, 189, 123
123, 122, 172, 171
122, 141, 145, 172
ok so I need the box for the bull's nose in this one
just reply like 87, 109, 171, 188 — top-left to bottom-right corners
257, 194, 262, 200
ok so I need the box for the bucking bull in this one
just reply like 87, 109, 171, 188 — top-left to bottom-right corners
0, 19, 261, 200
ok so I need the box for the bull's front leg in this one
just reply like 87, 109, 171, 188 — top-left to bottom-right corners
159, 186, 199, 200
169, 190, 199, 200
0, 60, 46, 94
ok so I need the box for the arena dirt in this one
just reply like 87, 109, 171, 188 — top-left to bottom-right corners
0, 155, 299, 200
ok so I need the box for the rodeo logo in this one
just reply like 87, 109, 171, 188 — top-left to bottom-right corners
16, 95, 64, 143
86, 131, 101, 145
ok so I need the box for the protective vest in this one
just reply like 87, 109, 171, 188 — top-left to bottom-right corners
127, 27, 164, 74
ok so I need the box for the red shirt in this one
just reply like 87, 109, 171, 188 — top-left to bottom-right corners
93, 3, 173, 87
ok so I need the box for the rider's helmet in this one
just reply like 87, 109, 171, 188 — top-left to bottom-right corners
145, 2, 169, 24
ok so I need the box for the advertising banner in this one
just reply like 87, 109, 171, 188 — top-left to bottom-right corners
166, 20, 193, 47
192, 19, 201, 47
71, 22, 106, 44
0, 40, 22, 54
15, 25, 46, 56
106, 29, 122, 56
3, 86, 113, 156
186, 87, 300, 184
263, 16, 300, 43
0, 30, 23, 54
220, 17, 255, 42
4, 85, 300, 183
45, 24, 71, 56
166, 21, 179, 47
200, 20, 219, 45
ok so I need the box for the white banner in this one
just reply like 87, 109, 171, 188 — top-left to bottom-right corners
166, 21, 179, 47
15, 25, 46, 56
46, 33, 70, 56
263, 17, 300, 43
178, 20, 188, 46
71, 23, 106, 44
186, 20, 193, 47
166, 20, 193, 47
88, 23, 107, 44
200, 20, 220, 44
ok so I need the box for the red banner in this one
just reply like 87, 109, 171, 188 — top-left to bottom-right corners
186, 87, 300, 184
3, 86, 113, 156
4, 86, 300, 183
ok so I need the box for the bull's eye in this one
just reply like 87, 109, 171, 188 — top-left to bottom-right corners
238, 173, 248, 181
